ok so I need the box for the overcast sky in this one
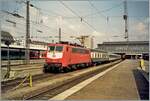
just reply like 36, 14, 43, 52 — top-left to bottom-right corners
1, 0, 149, 48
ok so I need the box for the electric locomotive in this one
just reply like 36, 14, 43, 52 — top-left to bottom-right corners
43, 42, 91, 72
43, 42, 121, 73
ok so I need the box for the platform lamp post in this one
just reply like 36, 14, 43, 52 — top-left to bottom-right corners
1, 31, 15, 78
4, 41, 11, 78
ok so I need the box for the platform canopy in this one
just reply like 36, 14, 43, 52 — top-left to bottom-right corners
1, 31, 15, 45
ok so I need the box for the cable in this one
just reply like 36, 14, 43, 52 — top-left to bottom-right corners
88, 0, 107, 19
2, 10, 68, 35
84, 2, 123, 18
20, 1, 79, 19
59, 1, 97, 31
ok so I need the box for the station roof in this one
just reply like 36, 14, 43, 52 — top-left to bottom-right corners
1, 31, 15, 43
30, 40, 49, 45
91, 48, 107, 53
98, 41, 149, 45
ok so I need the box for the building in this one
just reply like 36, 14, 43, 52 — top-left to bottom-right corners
84, 36, 94, 49
1, 31, 48, 60
97, 41, 149, 59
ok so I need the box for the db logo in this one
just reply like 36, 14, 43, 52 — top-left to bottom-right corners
52, 52, 56, 57
52, 54, 56, 57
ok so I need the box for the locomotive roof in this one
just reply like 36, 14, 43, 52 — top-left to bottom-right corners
48, 41, 85, 48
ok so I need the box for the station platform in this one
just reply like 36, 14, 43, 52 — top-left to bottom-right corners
52, 59, 149, 100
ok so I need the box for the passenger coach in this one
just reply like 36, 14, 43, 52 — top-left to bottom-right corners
90, 49, 109, 65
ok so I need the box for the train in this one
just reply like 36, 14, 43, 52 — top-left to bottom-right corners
43, 41, 121, 73
142, 53, 149, 60
1, 47, 46, 60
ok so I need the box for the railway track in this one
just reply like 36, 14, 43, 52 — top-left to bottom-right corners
2, 60, 122, 100
26, 61, 122, 100
2, 64, 101, 93
1, 73, 55, 93
1, 60, 110, 92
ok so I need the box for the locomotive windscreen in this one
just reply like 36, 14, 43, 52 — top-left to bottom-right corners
48, 46, 63, 52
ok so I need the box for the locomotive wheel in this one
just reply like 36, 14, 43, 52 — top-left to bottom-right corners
43, 68, 47, 73
55, 67, 61, 73
43, 64, 49, 73
51, 67, 56, 73
63, 67, 69, 73
71, 65, 77, 71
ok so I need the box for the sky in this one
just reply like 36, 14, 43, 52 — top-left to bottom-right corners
0, 0, 149, 48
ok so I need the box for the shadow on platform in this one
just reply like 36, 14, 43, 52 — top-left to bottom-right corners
132, 69, 149, 100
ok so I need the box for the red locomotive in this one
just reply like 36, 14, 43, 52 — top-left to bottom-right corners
43, 41, 121, 73
44, 42, 91, 72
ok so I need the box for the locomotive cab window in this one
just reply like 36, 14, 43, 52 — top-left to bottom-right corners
56, 46, 63, 52
48, 46, 55, 52
48, 46, 63, 52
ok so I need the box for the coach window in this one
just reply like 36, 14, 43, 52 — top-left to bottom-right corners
91, 53, 93, 58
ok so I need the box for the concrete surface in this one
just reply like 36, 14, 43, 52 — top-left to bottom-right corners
65, 60, 141, 100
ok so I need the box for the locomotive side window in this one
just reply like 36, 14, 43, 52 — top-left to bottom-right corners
72, 48, 89, 54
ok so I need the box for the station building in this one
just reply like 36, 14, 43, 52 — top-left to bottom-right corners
97, 41, 149, 59
1, 31, 48, 60
84, 36, 94, 49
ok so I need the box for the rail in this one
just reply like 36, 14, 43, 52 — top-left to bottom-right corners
1, 59, 45, 67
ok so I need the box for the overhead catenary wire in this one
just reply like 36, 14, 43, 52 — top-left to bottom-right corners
59, 0, 97, 31
88, 0, 107, 19
2, 9, 68, 34
19, 0, 79, 19
84, 2, 123, 18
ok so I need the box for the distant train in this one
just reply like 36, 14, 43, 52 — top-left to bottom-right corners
142, 53, 149, 60
1, 47, 46, 60
43, 42, 121, 73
